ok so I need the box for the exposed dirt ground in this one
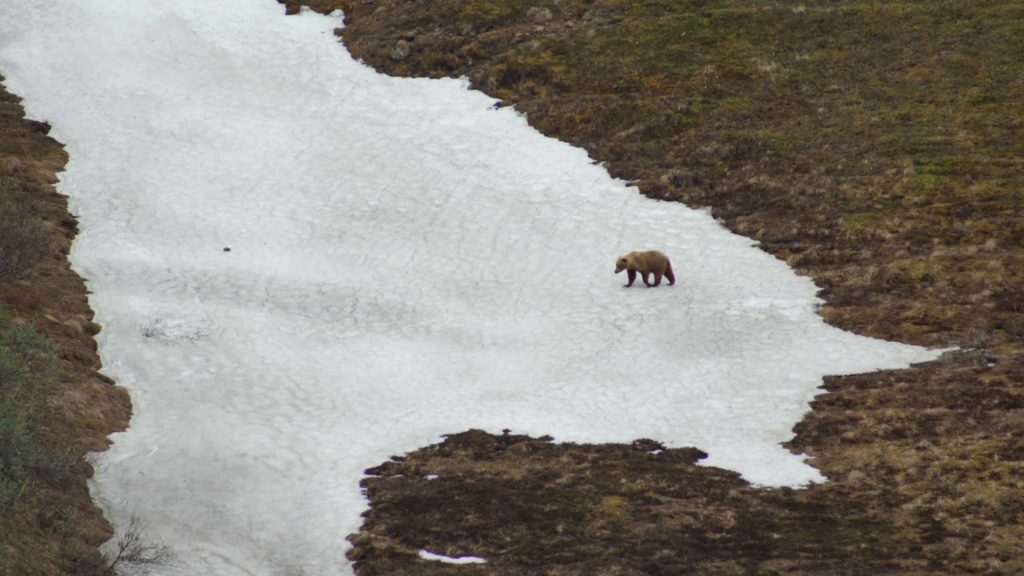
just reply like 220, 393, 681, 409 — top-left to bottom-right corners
277, 1, 1024, 574
0, 78, 130, 575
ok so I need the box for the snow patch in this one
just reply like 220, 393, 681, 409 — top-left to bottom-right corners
419, 550, 488, 565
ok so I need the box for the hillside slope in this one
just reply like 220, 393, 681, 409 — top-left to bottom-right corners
283, 1, 1024, 573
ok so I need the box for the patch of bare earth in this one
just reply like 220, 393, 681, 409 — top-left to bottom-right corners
278, 1, 1024, 574
0, 78, 130, 575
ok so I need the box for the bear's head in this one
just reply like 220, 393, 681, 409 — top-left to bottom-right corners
614, 255, 631, 274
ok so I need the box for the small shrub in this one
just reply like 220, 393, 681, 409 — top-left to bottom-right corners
0, 324, 55, 396
0, 179, 49, 282
0, 401, 32, 471
0, 475, 24, 520
0, 324, 54, 362
0, 353, 27, 392
104, 515, 172, 575
0, 400, 33, 520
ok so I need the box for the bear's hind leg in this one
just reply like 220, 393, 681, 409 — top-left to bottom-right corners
642, 272, 652, 287
652, 271, 663, 287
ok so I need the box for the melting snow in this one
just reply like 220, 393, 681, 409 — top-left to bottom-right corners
0, 0, 942, 574
418, 550, 488, 565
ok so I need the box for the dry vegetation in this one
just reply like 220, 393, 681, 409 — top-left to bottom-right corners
275, 0, 1024, 573
0, 78, 131, 575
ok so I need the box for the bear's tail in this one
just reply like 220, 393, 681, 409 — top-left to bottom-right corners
665, 260, 676, 286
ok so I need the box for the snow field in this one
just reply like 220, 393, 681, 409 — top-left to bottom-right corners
0, 1, 942, 574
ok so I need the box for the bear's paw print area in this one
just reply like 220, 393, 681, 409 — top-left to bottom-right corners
0, 2, 945, 574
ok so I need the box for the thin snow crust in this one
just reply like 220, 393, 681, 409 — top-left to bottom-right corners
0, 1, 942, 574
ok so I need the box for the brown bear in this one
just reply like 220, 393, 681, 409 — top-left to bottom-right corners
615, 250, 675, 287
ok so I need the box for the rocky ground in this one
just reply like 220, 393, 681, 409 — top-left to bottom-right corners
280, 1, 1024, 574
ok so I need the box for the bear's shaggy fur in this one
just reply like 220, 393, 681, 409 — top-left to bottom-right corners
615, 250, 675, 287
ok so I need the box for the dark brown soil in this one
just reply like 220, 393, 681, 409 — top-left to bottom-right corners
273, 1, 1024, 574
0, 78, 131, 575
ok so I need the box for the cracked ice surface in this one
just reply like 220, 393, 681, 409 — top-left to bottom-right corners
0, 1, 942, 574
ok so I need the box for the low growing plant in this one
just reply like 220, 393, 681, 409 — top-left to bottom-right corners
0, 400, 33, 521
0, 177, 49, 283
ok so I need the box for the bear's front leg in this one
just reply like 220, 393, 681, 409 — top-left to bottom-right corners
625, 269, 637, 287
